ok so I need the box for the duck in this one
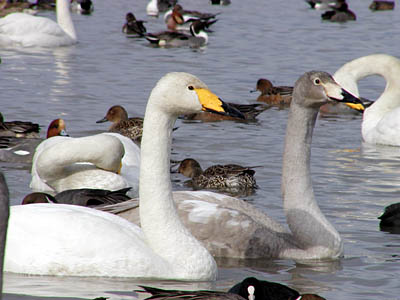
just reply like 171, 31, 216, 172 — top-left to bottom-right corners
0, 112, 40, 138
306, 0, 338, 10
70, 0, 93, 15
96, 105, 144, 144
30, 131, 141, 198
209, 0, 231, 5
136, 276, 326, 300
165, 4, 218, 32
378, 203, 400, 234
182, 102, 268, 122
333, 54, 400, 146
321, 0, 356, 22
122, 12, 147, 36
0, 0, 77, 47
177, 158, 258, 192
4, 72, 245, 278
369, 1, 395, 11
250, 78, 293, 106
0, 118, 68, 163
146, 20, 209, 48
97, 71, 363, 260
22, 187, 132, 206
0, 172, 10, 295
146, 0, 177, 17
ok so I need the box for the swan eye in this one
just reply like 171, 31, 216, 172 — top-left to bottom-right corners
188, 85, 194, 90
314, 78, 321, 85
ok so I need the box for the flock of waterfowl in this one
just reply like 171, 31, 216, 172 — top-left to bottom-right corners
0, 0, 399, 299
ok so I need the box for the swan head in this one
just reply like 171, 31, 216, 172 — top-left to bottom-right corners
148, 72, 245, 119
293, 71, 363, 109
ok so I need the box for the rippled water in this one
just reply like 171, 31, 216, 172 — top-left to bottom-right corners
1, 0, 400, 299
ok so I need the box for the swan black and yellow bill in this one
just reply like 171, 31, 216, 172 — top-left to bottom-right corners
325, 84, 365, 111
195, 88, 245, 119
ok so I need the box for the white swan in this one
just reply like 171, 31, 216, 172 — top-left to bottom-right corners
30, 132, 140, 198
333, 54, 400, 146
100, 71, 363, 260
0, 0, 77, 48
4, 72, 244, 279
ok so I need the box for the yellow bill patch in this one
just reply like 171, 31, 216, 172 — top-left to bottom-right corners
195, 88, 225, 113
345, 102, 365, 112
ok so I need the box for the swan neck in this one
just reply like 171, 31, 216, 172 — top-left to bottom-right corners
56, 0, 77, 41
282, 102, 342, 253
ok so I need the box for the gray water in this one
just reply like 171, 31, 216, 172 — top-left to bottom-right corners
1, 0, 400, 299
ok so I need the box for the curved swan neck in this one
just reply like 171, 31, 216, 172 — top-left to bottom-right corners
56, 0, 77, 41
282, 101, 342, 252
0, 172, 10, 296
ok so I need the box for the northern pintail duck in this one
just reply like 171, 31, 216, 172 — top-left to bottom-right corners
96, 105, 143, 144
369, 0, 394, 11
146, 0, 177, 17
22, 187, 132, 206
177, 158, 258, 192
251, 78, 293, 106
137, 277, 326, 300
165, 4, 218, 32
146, 20, 209, 48
122, 12, 147, 36
321, 0, 356, 22
0, 118, 68, 163
182, 102, 268, 122
70, 0, 93, 15
378, 203, 400, 234
0, 112, 40, 138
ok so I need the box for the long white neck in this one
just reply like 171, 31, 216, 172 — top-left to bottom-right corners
56, 0, 77, 41
282, 101, 342, 255
139, 97, 216, 280
334, 54, 400, 137
0, 173, 9, 299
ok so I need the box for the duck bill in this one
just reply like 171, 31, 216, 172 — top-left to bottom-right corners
96, 117, 108, 123
325, 83, 365, 112
195, 88, 245, 119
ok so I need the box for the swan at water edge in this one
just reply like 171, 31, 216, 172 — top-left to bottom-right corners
4, 72, 243, 279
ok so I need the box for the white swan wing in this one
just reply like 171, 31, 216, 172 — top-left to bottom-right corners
366, 107, 400, 145
5, 204, 169, 277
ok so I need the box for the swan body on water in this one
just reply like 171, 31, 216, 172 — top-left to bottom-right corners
0, 0, 77, 47
334, 54, 400, 146
100, 71, 362, 260
5, 72, 244, 279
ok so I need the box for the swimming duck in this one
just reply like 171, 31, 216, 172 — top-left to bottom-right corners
306, 0, 338, 10
321, 0, 356, 22
70, 0, 93, 15
98, 71, 363, 260
22, 187, 132, 206
378, 203, 400, 234
122, 12, 147, 36
146, 20, 209, 48
146, 0, 177, 17
209, 0, 231, 5
0, 112, 40, 138
369, 1, 394, 11
251, 78, 293, 106
182, 102, 267, 122
177, 158, 258, 192
0, 0, 77, 47
0, 0, 35, 17
165, 4, 218, 32
5, 72, 243, 279
333, 54, 400, 146
137, 276, 326, 300
0, 118, 68, 163
96, 105, 144, 144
